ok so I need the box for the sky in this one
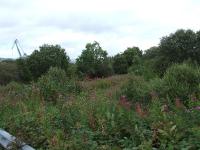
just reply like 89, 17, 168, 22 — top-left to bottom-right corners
0, 0, 200, 59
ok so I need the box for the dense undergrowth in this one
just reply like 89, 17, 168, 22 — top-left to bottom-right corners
1, 64, 200, 149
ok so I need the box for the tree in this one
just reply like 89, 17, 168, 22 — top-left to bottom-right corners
143, 46, 160, 60
112, 47, 142, 74
196, 31, 200, 63
16, 58, 32, 82
143, 46, 166, 76
156, 29, 199, 75
112, 54, 128, 74
17, 44, 70, 81
76, 41, 112, 78
123, 47, 142, 66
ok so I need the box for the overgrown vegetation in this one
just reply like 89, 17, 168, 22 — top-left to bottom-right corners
1, 29, 200, 149
37, 67, 80, 103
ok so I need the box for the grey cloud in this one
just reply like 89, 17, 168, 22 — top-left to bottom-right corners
0, 0, 200, 59
37, 16, 115, 34
36, 11, 136, 34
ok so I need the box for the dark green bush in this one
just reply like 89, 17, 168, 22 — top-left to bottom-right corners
0, 61, 19, 85
162, 63, 200, 105
112, 54, 129, 74
128, 61, 157, 81
122, 63, 200, 106
16, 58, 32, 82
112, 47, 143, 75
148, 78, 164, 97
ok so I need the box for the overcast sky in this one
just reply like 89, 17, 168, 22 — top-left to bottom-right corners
0, 0, 200, 59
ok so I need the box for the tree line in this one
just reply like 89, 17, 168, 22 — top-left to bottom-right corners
1, 29, 200, 84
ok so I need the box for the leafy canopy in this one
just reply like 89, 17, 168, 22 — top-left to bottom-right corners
76, 41, 112, 78
17, 44, 70, 81
113, 47, 142, 74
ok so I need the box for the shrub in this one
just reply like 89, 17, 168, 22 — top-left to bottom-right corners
121, 74, 150, 104
128, 61, 157, 81
148, 78, 164, 98
0, 81, 33, 101
37, 67, 80, 102
7, 116, 48, 149
162, 63, 200, 105
0, 61, 19, 85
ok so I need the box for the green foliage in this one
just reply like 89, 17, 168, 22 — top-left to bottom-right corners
37, 67, 80, 102
0, 61, 19, 85
113, 47, 142, 74
18, 44, 70, 81
148, 78, 164, 96
162, 63, 200, 105
121, 74, 150, 103
16, 58, 32, 82
160, 29, 197, 63
2, 28, 200, 149
65, 63, 77, 79
123, 47, 142, 66
1, 74, 200, 149
7, 116, 48, 149
128, 57, 157, 80
76, 41, 112, 78
154, 29, 200, 75
143, 46, 164, 76
123, 63, 200, 106
112, 54, 128, 74
128, 64, 156, 81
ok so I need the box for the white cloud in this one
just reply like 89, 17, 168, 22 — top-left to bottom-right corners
0, 0, 200, 59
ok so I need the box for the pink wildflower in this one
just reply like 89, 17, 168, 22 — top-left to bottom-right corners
119, 95, 131, 110
135, 102, 147, 117
193, 106, 200, 110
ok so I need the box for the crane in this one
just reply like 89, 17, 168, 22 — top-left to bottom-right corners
11, 39, 27, 58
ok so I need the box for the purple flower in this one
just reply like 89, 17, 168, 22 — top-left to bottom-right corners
193, 106, 200, 110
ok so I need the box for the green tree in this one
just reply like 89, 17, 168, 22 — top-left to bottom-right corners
123, 47, 142, 66
143, 46, 160, 60
17, 44, 70, 81
76, 41, 112, 78
156, 29, 199, 75
16, 58, 32, 82
196, 31, 200, 63
112, 54, 128, 74
112, 47, 142, 74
